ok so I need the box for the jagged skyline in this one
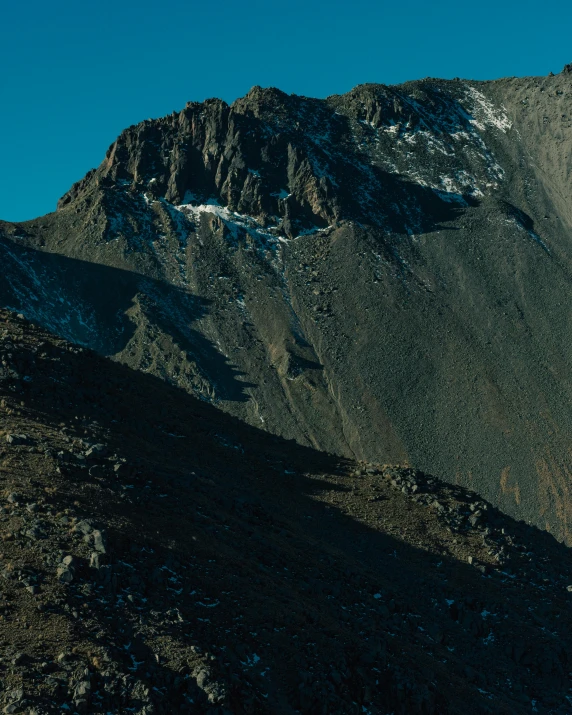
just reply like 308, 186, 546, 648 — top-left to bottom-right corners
2, 0, 572, 221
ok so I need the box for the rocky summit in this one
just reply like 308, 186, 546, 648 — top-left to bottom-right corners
2, 64, 572, 710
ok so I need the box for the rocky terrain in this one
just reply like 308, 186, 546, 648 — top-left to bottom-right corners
1, 308, 572, 713
2, 66, 572, 544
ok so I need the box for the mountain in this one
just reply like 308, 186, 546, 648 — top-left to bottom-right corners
2, 308, 572, 714
2, 65, 572, 542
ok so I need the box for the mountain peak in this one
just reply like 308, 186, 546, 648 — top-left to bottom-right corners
3, 71, 572, 550
55, 77, 517, 242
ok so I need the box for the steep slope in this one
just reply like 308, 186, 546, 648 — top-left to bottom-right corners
2, 66, 572, 540
2, 309, 572, 713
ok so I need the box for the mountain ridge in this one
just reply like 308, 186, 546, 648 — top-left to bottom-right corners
2, 67, 572, 541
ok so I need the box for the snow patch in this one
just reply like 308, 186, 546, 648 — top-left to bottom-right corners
175, 198, 331, 248
465, 86, 512, 133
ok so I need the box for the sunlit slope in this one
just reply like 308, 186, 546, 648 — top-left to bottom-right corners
2, 67, 572, 539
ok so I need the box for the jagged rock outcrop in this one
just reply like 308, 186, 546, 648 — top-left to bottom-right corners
2, 69, 572, 542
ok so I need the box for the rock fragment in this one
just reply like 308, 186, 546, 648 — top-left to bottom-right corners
5, 434, 31, 446
57, 555, 76, 583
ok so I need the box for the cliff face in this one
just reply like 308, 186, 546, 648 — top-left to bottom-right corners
2, 67, 572, 539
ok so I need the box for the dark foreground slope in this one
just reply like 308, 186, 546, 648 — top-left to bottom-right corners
1, 310, 572, 714
3, 68, 572, 540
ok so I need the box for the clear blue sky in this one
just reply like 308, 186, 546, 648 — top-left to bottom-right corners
2, 0, 571, 222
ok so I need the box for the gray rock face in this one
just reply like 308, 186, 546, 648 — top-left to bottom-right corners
2, 71, 572, 541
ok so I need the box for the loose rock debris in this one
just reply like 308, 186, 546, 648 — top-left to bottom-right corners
0, 310, 572, 713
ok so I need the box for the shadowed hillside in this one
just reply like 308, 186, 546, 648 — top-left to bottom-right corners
1, 309, 572, 712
